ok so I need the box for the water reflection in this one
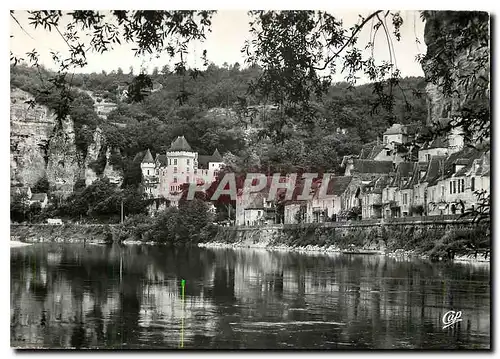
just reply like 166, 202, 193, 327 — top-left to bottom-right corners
11, 244, 490, 349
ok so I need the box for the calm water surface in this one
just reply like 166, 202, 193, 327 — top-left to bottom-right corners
11, 244, 490, 349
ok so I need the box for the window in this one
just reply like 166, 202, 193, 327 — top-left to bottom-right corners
441, 185, 444, 197
212, 163, 215, 167
169, 159, 171, 165
186, 167, 190, 172
194, 169, 197, 175
147, 169, 149, 175
426, 154, 431, 162
187, 159, 190, 165
386, 150, 391, 156
403, 193, 408, 205
174, 167, 177, 173
186, 176, 189, 183
471, 177, 475, 191
174, 177, 177, 183
450, 182, 453, 194
461, 179, 465, 193
453, 181, 456, 194
174, 159, 177, 165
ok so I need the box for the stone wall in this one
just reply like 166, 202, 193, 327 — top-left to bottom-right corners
212, 217, 489, 258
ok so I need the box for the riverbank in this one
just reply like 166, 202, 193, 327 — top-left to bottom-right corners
11, 218, 490, 263
10, 240, 32, 248
197, 241, 490, 263
208, 219, 490, 262
11, 223, 114, 244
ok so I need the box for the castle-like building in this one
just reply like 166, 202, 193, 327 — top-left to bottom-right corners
140, 136, 224, 204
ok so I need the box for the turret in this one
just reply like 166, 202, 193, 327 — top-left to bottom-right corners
140, 149, 155, 177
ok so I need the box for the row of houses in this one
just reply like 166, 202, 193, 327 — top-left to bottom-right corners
235, 123, 490, 226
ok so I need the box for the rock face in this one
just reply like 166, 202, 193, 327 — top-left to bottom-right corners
45, 117, 81, 196
84, 127, 104, 186
10, 88, 55, 187
422, 11, 490, 127
11, 88, 124, 196
103, 147, 124, 187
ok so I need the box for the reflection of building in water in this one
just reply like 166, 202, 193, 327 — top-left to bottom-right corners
139, 280, 217, 344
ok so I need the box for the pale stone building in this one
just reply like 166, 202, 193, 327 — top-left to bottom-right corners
140, 136, 224, 206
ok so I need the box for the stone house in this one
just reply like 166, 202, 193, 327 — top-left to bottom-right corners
381, 162, 413, 218
424, 148, 488, 215
306, 176, 353, 223
236, 189, 277, 226
30, 193, 48, 209
360, 176, 390, 219
407, 162, 430, 215
284, 202, 305, 224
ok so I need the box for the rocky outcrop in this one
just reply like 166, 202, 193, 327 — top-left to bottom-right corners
10, 88, 55, 187
11, 87, 123, 196
103, 147, 123, 187
84, 127, 104, 186
45, 117, 81, 196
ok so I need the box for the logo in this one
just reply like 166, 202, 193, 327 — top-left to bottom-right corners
442, 310, 463, 329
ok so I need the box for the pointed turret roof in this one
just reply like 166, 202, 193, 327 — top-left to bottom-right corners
142, 149, 154, 163
169, 136, 192, 152
212, 148, 223, 162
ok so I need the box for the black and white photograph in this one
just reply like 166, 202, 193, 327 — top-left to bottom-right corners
8, 8, 491, 350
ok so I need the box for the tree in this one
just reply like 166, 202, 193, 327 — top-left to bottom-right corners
127, 73, 154, 103
11, 10, 216, 121
10, 192, 29, 223
32, 176, 50, 193
244, 11, 489, 145
161, 65, 170, 75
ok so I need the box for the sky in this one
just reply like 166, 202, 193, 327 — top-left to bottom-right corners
10, 10, 427, 83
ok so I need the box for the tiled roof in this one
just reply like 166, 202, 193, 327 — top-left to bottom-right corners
212, 148, 223, 162
425, 148, 484, 186
197, 149, 224, 169
322, 176, 353, 196
396, 162, 414, 177
142, 149, 154, 163
156, 154, 168, 167
352, 160, 393, 174
365, 175, 389, 193
368, 144, 386, 159
422, 156, 446, 185
197, 155, 213, 169
423, 135, 448, 149
384, 123, 407, 135
169, 136, 193, 152
31, 193, 47, 201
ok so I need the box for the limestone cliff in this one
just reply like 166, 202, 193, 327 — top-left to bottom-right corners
45, 117, 80, 196
11, 88, 123, 195
103, 147, 124, 187
84, 127, 104, 186
10, 88, 55, 187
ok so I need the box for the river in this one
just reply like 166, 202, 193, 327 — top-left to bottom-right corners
10, 243, 490, 349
